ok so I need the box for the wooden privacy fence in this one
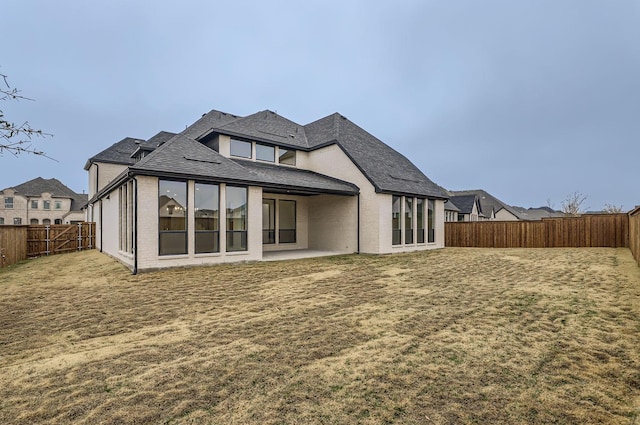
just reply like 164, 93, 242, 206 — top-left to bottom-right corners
630, 207, 640, 266
445, 214, 630, 248
0, 223, 95, 268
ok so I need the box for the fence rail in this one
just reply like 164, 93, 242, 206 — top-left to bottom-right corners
445, 214, 630, 248
0, 223, 95, 268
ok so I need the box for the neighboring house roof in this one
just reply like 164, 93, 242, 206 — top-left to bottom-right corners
89, 108, 448, 200
450, 189, 521, 219
448, 195, 478, 214
444, 199, 460, 212
2, 177, 87, 211
511, 206, 565, 220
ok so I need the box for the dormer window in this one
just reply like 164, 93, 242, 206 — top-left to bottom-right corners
230, 139, 251, 158
256, 144, 275, 162
278, 148, 296, 166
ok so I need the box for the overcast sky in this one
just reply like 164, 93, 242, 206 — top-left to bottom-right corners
2, 0, 639, 211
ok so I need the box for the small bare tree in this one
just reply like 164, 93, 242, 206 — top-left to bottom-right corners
560, 191, 588, 215
1, 71, 53, 158
602, 203, 624, 214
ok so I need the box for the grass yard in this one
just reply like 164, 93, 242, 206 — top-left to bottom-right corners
1, 248, 639, 424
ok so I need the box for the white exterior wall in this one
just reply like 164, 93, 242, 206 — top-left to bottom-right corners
89, 162, 128, 196
261, 194, 309, 252
308, 194, 358, 252
305, 144, 380, 253
132, 176, 262, 272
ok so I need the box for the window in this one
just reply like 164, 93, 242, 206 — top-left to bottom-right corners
278, 148, 296, 165
31, 200, 38, 209
5, 197, 14, 209
43, 200, 51, 210
405, 197, 413, 244
43, 219, 51, 225
392, 195, 401, 245
55, 201, 62, 210
226, 186, 247, 252
262, 199, 275, 244
30, 219, 39, 224
195, 183, 220, 253
119, 182, 134, 253
14, 217, 22, 225
256, 144, 275, 162
428, 199, 436, 243
230, 139, 252, 158
54, 219, 62, 225
159, 180, 187, 255
279, 200, 296, 243
417, 198, 425, 244
0, 218, 3, 225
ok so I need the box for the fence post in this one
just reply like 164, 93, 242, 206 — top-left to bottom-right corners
77, 222, 82, 251
45, 225, 50, 256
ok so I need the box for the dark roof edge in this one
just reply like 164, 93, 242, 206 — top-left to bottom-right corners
206, 128, 308, 150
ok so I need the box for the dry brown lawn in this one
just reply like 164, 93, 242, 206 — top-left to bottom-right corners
1, 248, 639, 424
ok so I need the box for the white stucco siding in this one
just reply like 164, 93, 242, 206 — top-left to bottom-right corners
98, 187, 130, 265
93, 162, 128, 194
308, 194, 358, 252
305, 144, 380, 253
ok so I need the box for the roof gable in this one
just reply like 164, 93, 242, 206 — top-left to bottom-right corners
215, 110, 309, 148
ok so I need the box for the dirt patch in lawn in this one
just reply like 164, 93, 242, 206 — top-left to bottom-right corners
1, 248, 639, 424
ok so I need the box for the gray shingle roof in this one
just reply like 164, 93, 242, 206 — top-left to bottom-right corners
88, 108, 447, 199
4, 177, 87, 211
85, 137, 144, 169
448, 195, 478, 214
444, 199, 460, 211
130, 135, 358, 195
450, 189, 522, 219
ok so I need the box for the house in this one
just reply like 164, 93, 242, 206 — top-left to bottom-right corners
447, 194, 485, 221
511, 206, 565, 220
85, 109, 448, 272
0, 177, 87, 225
444, 199, 460, 222
449, 189, 521, 221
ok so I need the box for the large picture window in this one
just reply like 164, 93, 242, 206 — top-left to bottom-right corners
226, 186, 247, 252
392, 195, 401, 245
256, 144, 275, 162
405, 197, 413, 244
417, 198, 425, 244
230, 139, 252, 158
262, 199, 275, 244
195, 183, 219, 253
428, 199, 435, 243
279, 200, 296, 243
159, 180, 187, 255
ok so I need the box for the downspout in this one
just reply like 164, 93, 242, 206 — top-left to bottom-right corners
99, 198, 103, 252
94, 163, 100, 196
357, 193, 360, 254
132, 176, 138, 275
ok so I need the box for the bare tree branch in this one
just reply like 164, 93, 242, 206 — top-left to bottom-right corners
560, 191, 588, 215
602, 203, 624, 214
1, 70, 54, 159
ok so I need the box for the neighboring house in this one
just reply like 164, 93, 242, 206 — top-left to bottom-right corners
448, 194, 484, 222
450, 189, 520, 221
0, 177, 87, 225
444, 199, 460, 222
85, 109, 449, 272
511, 206, 565, 220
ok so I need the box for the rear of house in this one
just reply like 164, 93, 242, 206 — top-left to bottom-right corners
85, 109, 447, 272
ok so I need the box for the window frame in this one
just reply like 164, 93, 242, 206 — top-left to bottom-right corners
158, 179, 188, 256
392, 195, 402, 245
417, 198, 425, 244
43, 200, 51, 210
256, 144, 276, 163
195, 182, 220, 254
278, 148, 296, 166
31, 200, 39, 209
230, 139, 252, 159
5, 197, 14, 209
278, 199, 296, 244
225, 186, 248, 252
262, 199, 276, 244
